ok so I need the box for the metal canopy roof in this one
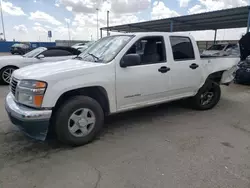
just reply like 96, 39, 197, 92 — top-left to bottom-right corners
101, 6, 250, 33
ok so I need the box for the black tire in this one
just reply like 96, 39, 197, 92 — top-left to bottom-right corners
0, 66, 17, 85
191, 80, 221, 110
54, 96, 104, 146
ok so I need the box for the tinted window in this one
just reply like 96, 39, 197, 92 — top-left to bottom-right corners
170, 36, 195, 61
125, 36, 166, 65
41, 49, 73, 57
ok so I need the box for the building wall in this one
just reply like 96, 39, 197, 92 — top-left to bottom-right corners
0, 41, 56, 52
55, 40, 90, 47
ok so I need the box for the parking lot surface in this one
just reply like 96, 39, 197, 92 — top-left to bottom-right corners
1, 84, 250, 188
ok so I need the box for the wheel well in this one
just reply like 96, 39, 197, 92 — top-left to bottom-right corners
54, 86, 110, 115
206, 71, 225, 84
0, 65, 19, 72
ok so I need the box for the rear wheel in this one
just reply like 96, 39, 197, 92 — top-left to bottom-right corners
0, 66, 17, 85
54, 96, 104, 146
191, 80, 221, 110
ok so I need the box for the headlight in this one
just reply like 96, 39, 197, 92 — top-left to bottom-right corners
16, 80, 47, 108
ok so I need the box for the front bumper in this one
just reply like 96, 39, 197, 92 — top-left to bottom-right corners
5, 93, 52, 141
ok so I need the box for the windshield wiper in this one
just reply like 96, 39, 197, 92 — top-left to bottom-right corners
88, 53, 100, 62
73, 56, 83, 60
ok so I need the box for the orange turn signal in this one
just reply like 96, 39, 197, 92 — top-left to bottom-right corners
34, 95, 44, 107
35, 81, 47, 88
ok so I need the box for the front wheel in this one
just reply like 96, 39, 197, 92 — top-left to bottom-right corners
191, 80, 221, 110
54, 96, 104, 146
0, 66, 17, 85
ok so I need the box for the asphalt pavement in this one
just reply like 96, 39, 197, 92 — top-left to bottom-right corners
1, 84, 250, 188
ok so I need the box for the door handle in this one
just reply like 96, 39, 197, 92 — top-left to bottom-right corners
158, 66, 170, 73
189, 63, 199, 69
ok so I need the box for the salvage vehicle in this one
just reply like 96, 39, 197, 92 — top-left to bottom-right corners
235, 56, 250, 84
0, 46, 81, 84
235, 32, 250, 84
72, 41, 95, 51
201, 43, 239, 57
5, 32, 239, 146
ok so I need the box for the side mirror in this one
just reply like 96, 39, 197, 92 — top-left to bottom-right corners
37, 54, 45, 59
120, 54, 141, 68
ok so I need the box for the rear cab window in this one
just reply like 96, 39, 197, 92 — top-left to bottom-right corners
169, 36, 195, 61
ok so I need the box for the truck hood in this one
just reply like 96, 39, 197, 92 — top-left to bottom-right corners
12, 59, 104, 80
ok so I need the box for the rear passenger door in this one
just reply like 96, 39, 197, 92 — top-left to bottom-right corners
167, 36, 203, 97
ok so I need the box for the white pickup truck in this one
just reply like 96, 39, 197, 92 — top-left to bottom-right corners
5, 32, 239, 146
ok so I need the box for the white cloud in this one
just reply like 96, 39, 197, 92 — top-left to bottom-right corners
59, 0, 96, 13
189, 0, 248, 14
45, 25, 52, 29
179, 0, 191, 8
34, 22, 41, 26
110, 0, 151, 14
66, 6, 73, 11
2, 1, 26, 16
65, 18, 71, 23
29, 11, 62, 25
58, 0, 150, 14
13, 24, 28, 34
151, 1, 180, 19
32, 25, 47, 33
188, 4, 206, 14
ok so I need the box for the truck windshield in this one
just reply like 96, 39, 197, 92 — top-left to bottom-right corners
78, 35, 133, 63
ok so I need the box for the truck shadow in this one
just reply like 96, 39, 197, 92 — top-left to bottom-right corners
0, 101, 189, 164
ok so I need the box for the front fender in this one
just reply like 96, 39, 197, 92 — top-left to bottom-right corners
41, 73, 116, 113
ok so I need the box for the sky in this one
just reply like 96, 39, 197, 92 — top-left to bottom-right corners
1, 0, 249, 42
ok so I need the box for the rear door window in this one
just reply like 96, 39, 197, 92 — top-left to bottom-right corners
170, 36, 195, 61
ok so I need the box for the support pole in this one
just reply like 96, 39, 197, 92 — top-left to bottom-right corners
0, 0, 6, 41
107, 11, 110, 36
100, 28, 103, 38
170, 20, 173, 32
96, 8, 99, 39
214, 29, 217, 44
247, 7, 250, 33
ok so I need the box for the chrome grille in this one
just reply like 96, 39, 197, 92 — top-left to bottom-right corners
10, 77, 18, 96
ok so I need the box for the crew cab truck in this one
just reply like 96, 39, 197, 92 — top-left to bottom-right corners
5, 32, 239, 146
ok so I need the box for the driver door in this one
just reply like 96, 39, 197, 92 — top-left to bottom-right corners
116, 36, 171, 111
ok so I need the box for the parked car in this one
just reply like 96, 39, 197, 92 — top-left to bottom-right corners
0, 46, 81, 84
72, 41, 95, 51
72, 43, 85, 49
5, 32, 240, 146
201, 43, 239, 57
235, 56, 250, 84
10, 43, 31, 55
234, 33, 250, 84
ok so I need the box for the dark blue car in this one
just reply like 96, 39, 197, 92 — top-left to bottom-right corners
235, 60, 250, 84
234, 32, 250, 84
